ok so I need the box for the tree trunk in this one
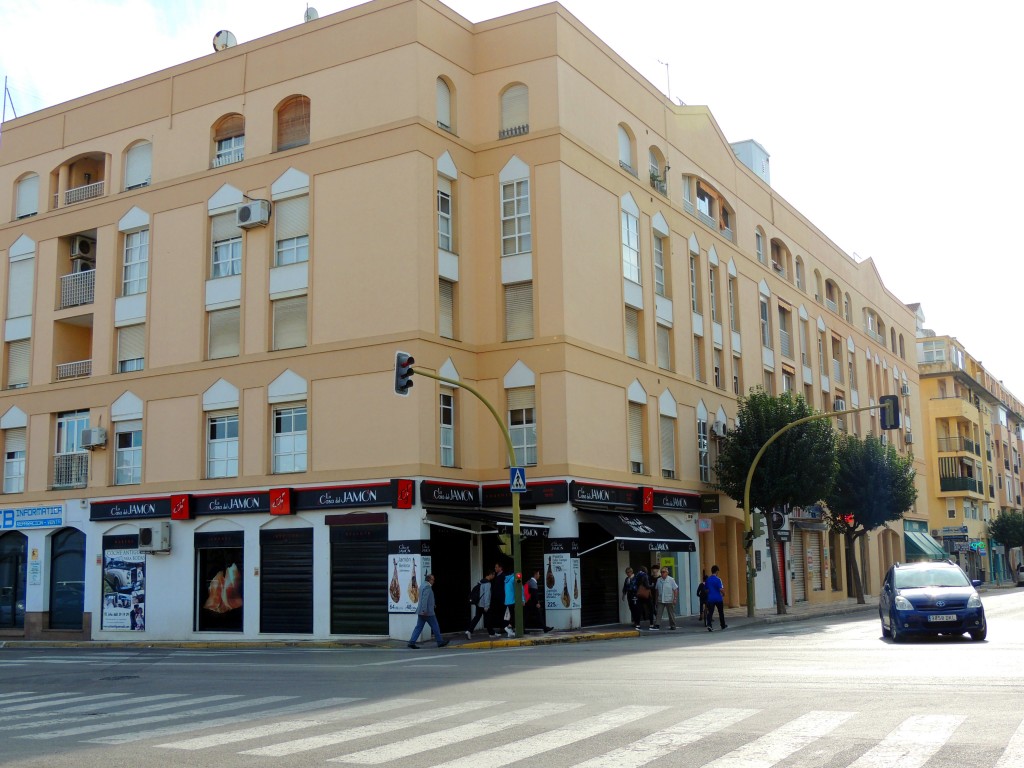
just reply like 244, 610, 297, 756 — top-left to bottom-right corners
845, 532, 866, 604
765, 512, 787, 615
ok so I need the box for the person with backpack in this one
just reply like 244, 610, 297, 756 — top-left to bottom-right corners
465, 571, 493, 640
696, 571, 708, 623
634, 566, 655, 630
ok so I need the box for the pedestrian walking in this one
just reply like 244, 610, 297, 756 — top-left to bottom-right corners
485, 562, 509, 638
501, 563, 516, 637
652, 567, 679, 630
465, 571, 493, 639
634, 566, 655, 630
525, 568, 553, 633
408, 574, 450, 648
622, 567, 640, 629
696, 571, 708, 623
705, 564, 727, 632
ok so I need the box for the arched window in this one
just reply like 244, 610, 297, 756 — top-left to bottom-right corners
617, 124, 635, 173
890, 328, 898, 354
500, 84, 529, 138
794, 256, 804, 290
14, 173, 39, 219
648, 147, 667, 194
436, 77, 453, 132
843, 293, 852, 322
276, 96, 310, 152
899, 334, 906, 360
212, 113, 245, 167
124, 141, 152, 190
49, 528, 85, 630
0, 531, 27, 629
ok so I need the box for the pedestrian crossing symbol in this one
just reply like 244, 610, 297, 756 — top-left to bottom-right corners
510, 467, 527, 493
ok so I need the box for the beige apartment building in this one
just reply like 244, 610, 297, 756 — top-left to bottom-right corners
916, 327, 1024, 581
0, 0, 925, 641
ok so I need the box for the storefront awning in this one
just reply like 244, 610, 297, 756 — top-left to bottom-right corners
578, 511, 696, 555
905, 531, 947, 560
425, 508, 552, 536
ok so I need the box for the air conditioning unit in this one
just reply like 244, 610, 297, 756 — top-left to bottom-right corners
236, 200, 270, 229
901, 383, 911, 396
711, 420, 728, 438
70, 236, 95, 258
80, 427, 107, 450
138, 521, 171, 553
834, 398, 846, 411
905, 432, 914, 444
772, 262, 784, 273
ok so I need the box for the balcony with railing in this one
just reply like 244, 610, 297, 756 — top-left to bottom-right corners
499, 124, 529, 140
865, 326, 885, 344
59, 270, 95, 309
930, 394, 980, 423
825, 296, 838, 314
56, 180, 104, 207
649, 174, 668, 196
937, 436, 978, 453
52, 452, 89, 490
56, 359, 92, 381
212, 147, 245, 168
939, 476, 983, 494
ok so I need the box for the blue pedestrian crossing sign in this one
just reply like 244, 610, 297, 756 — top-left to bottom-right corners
510, 467, 527, 493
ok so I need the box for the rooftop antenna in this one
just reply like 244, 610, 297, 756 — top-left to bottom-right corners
304, 6, 319, 22
212, 30, 237, 52
657, 59, 671, 103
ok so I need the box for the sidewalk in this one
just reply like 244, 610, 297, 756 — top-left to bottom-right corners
2, 584, 1013, 651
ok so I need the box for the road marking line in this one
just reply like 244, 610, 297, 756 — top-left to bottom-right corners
91, 697, 365, 745
994, 717, 1024, 768
239, 700, 493, 757
157, 699, 424, 751
702, 710, 855, 768
1, 695, 239, 733
571, 708, 760, 767
429, 705, 666, 768
0, 692, 122, 712
0, 693, 189, 725
846, 714, 964, 768
331, 701, 575, 764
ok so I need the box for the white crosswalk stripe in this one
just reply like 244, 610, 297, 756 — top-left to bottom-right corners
0, 692, 122, 712
702, 710, 855, 768
2, 694, 239, 734
0, 694, 189, 729
239, 700, 493, 757
158, 699, 428, 751
571, 707, 760, 768
430, 705, 665, 768
846, 714, 965, 768
330, 701, 575, 764
995, 718, 1024, 768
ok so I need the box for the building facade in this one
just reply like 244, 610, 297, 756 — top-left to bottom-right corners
0, 0, 924, 642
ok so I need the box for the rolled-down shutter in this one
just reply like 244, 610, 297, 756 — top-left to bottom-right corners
436, 78, 452, 128
15, 176, 39, 218
660, 415, 675, 477
504, 282, 533, 341
628, 402, 643, 470
117, 324, 145, 366
6, 340, 30, 389
211, 212, 240, 244
214, 114, 244, 142
125, 143, 152, 189
208, 307, 240, 359
439, 279, 454, 339
275, 195, 309, 241
273, 297, 307, 350
501, 85, 528, 130
259, 528, 313, 634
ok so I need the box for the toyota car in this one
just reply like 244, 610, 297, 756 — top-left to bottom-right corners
879, 560, 987, 642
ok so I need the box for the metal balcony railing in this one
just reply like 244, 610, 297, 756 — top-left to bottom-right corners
52, 453, 88, 489
696, 209, 717, 230
56, 359, 92, 381
721, 227, 734, 243
59, 180, 105, 207
866, 327, 885, 344
212, 147, 244, 168
683, 199, 694, 215
939, 476, 982, 493
650, 176, 668, 196
498, 124, 529, 139
59, 270, 95, 309
937, 436, 977, 453
825, 297, 838, 313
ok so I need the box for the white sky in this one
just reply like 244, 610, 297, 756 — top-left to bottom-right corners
3, 0, 1022, 396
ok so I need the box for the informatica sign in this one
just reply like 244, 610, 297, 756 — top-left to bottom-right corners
2, 504, 64, 529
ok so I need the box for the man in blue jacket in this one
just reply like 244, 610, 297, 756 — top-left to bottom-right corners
408, 573, 449, 649
705, 564, 727, 632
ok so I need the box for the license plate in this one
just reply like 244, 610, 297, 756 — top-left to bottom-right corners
928, 614, 956, 622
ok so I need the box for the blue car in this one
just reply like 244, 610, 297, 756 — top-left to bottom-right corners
879, 560, 986, 642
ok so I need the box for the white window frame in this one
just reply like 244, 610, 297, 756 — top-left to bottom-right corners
697, 417, 710, 483
621, 210, 640, 283
501, 179, 531, 256
272, 404, 307, 474
212, 236, 242, 278
709, 265, 719, 322
122, 228, 149, 296
755, 230, 765, 263
760, 298, 772, 348
653, 235, 666, 297
114, 421, 142, 486
214, 134, 245, 167
508, 388, 537, 467
207, 412, 239, 479
440, 389, 455, 467
56, 411, 89, 456
438, 181, 453, 253
3, 428, 25, 494
660, 414, 676, 480
690, 255, 699, 313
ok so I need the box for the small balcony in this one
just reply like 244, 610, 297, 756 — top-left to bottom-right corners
56, 359, 92, 381
825, 297, 838, 314
59, 270, 95, 309
57, 180, 105, 207
52, 453, 88, 490
939, 476, 982, 494
866, 327, 885, 344
212, 148, 244, 168
649, 174, 668, 196
499, 124, 529, 140
937, 436, 977, 454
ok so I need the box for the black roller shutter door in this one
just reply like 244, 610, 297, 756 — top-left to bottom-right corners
330, 525, 388, 635
260, 528, 313, 634
578, 522, 619, 626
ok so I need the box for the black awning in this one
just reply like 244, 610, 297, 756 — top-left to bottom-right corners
578, 511, 696, 554
425, 508, 552, 530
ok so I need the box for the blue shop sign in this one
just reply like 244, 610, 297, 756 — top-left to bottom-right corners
2, 504, 64, 529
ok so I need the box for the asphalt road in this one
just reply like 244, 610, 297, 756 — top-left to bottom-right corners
1, 589, 1023, 767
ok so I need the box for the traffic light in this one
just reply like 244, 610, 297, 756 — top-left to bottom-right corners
394, 351, 415, 396
752, 513, 764, 538
879, 394, 901, 430
743, 530, 755, 550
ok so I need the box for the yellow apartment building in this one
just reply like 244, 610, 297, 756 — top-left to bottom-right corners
917, 328, 1024, 581
0, 0, 924, 641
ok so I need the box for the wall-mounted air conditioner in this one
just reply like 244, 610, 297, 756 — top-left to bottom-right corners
905, 432, 914, 444
711, 420, 728, 438
81, 427, 107, 449
236, 200, 270, 229
901, 383, 911, 396
139, 521, 171, 553
71, 236, 95, 258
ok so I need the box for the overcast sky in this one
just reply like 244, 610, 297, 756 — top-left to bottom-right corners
3, 0, 1021, 397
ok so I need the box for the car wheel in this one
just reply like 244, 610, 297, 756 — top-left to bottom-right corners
879, 612, 891, 638
890, 612, 905, 643
969, 625, 987, 642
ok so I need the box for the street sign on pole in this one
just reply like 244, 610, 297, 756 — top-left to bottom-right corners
510, 467, 526, 493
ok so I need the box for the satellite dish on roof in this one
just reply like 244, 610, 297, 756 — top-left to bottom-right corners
304, 7, 319, 22
212, 30, 237, 52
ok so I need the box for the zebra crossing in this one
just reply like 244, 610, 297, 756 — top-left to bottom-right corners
1, 688, 1021, 766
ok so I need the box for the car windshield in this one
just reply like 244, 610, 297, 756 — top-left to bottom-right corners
894, 567, 971, 589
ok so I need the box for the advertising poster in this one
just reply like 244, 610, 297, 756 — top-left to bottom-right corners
543, 552, 581, 611
195, 531, 244, 632
101, 546, 146, 631
388, 541, 430, 613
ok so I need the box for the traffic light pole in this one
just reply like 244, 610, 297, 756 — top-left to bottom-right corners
410, 368, 525, 638
742, 399, 899, 618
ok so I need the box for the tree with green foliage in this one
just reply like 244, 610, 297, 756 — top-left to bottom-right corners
823, 433, 917, 604
988, 510, 1024, 575
714, 389, 838, 614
